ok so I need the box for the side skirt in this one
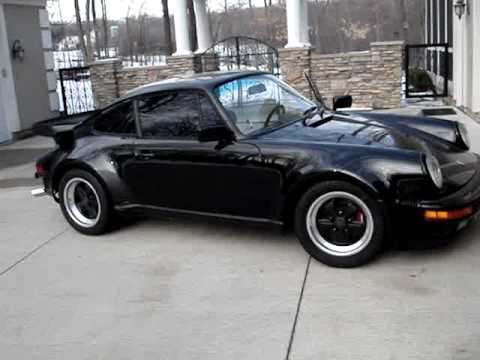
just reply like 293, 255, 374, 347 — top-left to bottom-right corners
114, 203, 284, 227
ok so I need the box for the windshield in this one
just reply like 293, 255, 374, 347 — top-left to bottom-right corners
214, 74, 315, 135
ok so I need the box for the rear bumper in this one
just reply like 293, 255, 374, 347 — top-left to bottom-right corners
31, 187, 47, 198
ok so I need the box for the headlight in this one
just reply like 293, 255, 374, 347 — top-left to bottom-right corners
425, 155, 443, 188
456, 122, 470, 149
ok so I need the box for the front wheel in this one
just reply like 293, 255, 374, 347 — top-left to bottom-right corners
59, 169, 113, 235
295, 181, 385, 267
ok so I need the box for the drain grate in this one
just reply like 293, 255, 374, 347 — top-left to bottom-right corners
422, 108, 457, 116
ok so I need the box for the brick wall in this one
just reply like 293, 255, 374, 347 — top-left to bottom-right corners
279, 41, 404, 109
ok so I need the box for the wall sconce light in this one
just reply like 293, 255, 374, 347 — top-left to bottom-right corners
11, 40, 25, 61
454, 0, 468, 20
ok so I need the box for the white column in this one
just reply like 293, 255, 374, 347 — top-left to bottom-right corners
193, 0, 213, 53
285, 0, 310, 48
171, 0, 192, 56
471, 0, 480, 112
453, 5, 464, 105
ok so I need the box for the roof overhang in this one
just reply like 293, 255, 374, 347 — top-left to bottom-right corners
0, 0, 46, 6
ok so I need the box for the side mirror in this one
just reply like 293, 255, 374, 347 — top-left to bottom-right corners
333, 95, 353, 111
198, 126, 234, 143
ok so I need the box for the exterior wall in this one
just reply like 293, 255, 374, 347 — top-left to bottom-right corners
452, 0, 480, 113
424, 0, 454, 97
4, 3, 57, 132
90, 55, 200, 108
279, 42, 403, 109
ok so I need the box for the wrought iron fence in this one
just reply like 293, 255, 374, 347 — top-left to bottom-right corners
405, 43, 450, 98
199, 36, 280, 76
58, 66, 95, 115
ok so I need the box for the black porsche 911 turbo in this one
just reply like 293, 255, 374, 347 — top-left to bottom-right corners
32, 71, 479, 267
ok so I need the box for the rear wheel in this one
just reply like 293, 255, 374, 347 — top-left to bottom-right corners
59, 169, 113, 235
295, 181, 385, 267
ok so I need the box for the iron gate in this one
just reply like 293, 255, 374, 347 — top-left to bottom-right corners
405, 43, 450, 98
59, 66, 95, 115
198, 36, 279, 75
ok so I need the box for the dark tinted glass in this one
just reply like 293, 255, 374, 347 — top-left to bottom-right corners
199, 93, 223, 128
93, 101, 136, 135
139, 91, 209, 139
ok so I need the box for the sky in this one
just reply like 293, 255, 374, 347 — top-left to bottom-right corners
48, 0, 270, 23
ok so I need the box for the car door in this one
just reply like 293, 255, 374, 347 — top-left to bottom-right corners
124, 90, 283, 221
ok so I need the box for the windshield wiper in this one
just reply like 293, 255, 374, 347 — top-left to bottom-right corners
303, 105, 318, 116
302, 105, 324, 125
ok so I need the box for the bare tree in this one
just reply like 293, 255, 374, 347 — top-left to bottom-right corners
398, 0, 408, 41
91, 0, 102, 57
85, 0, 93, 60
161, 0, 173, 55
125, 5, 133, 62
100, 0, 109, 56
74, 0, 89, 60
187, 0, 198, 51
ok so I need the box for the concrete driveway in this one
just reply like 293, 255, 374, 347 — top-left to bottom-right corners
1, 110, 479, 360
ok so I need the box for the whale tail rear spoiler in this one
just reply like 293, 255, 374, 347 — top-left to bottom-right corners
32, 111, 97, 150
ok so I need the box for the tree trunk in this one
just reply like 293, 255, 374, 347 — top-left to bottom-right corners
74, 0, 89, 61
85, 0, 93, 61
187, 0, 198, 52
398, 0, 408, 42
100, 0, 109, 56
161, 0, 173, 55
91, 0, 102, 58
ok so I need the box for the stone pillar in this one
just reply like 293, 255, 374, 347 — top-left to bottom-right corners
89, 58, 121, 108
278, 47, 312, 98
370, 41, 403, 108
166, 55, 200, 76
193, 0, 213, 53
200, 53, 220, 72
286, 0, 310, 48
172, 0, 192, 56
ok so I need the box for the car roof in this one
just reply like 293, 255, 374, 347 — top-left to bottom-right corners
125, 70, 269, 98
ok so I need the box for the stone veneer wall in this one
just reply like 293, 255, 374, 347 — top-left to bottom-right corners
90, 55, 200, 108
91, 41, 403, 109
279, 41, 404, 109
278, 48, 312, 99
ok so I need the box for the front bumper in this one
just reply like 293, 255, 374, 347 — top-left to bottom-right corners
398, 154, 480, 237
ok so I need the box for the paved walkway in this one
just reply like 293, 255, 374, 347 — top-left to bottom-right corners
0, 109, 479, 360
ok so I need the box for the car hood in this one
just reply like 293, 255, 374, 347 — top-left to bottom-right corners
260, 111, 478, 188
261, 112, 437, 153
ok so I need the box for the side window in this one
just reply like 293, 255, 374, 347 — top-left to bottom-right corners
93, 101, 136, 135
198, 93, 224, 128
139, 91, 222, 139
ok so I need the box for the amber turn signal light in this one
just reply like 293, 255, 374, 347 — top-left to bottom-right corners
424, 207, 474, 221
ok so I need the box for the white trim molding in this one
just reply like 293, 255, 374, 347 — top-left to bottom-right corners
0, 3, 20, 134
